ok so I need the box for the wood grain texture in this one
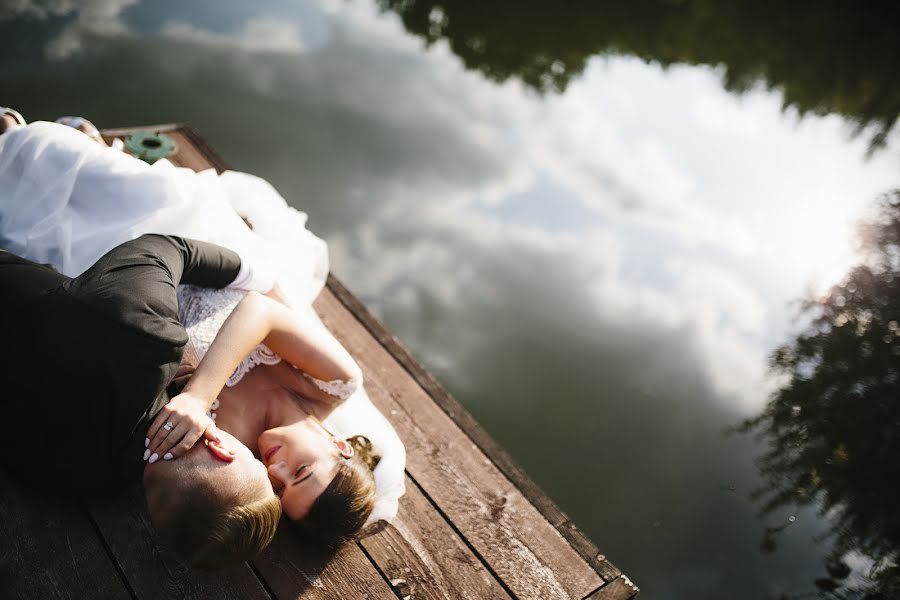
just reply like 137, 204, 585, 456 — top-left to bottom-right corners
180, 125, 232, 174
584, 575, 640, 600
314, 288, 603, 600
253, 529, 396, 600
100, 123, 180, 137
359, 475, 513, 600
88, 487, 271, 600
162, 130, 216, 174
0, 472, 132, 600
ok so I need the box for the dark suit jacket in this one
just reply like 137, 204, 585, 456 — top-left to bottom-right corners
0, 234, 242, 497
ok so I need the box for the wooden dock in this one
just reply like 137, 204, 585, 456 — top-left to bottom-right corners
0, 124, 638, 600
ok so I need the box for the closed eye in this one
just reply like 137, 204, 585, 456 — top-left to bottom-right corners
292, 465, 315, 486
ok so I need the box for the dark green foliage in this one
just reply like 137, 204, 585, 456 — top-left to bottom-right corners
377, 0, 900, 152
741, 191, 900, 598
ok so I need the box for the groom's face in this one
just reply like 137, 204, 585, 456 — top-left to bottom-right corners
204, 429, 272, 480
144, 429, 275, 502
143, 430, 278, 566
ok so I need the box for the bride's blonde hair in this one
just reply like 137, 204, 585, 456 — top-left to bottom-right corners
292, 435, 380, 545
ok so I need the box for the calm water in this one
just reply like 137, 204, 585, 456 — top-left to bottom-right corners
3, 1, 899, 597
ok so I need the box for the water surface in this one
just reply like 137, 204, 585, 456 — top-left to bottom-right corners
2, 1, 898, 597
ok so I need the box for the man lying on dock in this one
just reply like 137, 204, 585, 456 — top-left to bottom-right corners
0, 233, 282, 567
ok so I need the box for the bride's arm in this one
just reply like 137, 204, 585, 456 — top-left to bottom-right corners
188, 291, 359, 398
146, 291, 360, 460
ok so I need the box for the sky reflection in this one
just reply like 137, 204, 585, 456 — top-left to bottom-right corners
2, 0, 898, 597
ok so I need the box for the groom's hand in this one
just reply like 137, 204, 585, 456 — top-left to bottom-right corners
144, 392, 220, 463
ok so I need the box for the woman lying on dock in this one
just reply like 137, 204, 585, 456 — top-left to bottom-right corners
0, 109, 405, 566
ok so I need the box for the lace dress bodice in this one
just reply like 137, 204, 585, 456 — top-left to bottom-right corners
177, 284, 282, 389
176, 284, 362, 417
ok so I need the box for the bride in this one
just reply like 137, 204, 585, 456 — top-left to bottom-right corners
0, 111, 405, 562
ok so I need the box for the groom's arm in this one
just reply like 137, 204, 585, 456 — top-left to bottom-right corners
161, 235, 242, 288
69, 234, 258, 346
167, 235, 274, 292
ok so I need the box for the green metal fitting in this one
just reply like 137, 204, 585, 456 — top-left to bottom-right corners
125, 131, 177, 164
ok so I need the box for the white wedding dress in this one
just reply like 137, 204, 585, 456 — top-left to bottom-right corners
0, 121, 405, 525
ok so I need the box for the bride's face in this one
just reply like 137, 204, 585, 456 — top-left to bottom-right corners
258, 419, 353, 520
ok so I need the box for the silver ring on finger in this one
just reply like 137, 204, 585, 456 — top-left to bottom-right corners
163, 421, 175, 431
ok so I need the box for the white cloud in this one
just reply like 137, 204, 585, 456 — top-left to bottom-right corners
9, 1, 303, 60
329, 188, 767, 410
160, 16, 305, 55
693, 91, 762, 139
300, 0, 758, 257
669, 260, 767, 336
585, 255, 768, 410
1, 0, 136, 60
523, 75, 757, 255
0, 0, 132, 21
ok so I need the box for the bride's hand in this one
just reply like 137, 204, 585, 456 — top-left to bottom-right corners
144, 392, 220, 463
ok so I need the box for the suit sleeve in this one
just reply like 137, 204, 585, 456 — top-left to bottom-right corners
161, 235, 243, 289
68, 234, 242, 346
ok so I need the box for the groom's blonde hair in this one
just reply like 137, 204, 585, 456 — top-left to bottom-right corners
146, 458, 281, 568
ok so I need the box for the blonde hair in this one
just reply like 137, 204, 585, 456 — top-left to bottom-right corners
292, 435, 379, 546
152, 471, 282, 569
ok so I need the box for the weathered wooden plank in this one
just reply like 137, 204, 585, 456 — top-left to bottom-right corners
325, 275, 624, 583
87, 487, 271, 600
584, 575, 640, 600
360, 475, 514, 600
0, 472, 132, 600
180, 124, 233, 174
252, 529, 396, 600
313, 288, 604, 600
101, 123, 180, 138
163, 130, 219, 174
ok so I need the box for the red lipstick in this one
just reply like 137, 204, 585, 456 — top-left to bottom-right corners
264, 445, 281, 464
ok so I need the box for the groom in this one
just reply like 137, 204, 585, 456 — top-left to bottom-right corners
0, 234, 280, 568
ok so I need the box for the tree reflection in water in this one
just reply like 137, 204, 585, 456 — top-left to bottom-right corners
739, 191, 900, 599
377, 0, 900, 152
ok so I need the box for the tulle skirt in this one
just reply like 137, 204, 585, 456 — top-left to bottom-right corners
0, 122, 328, 308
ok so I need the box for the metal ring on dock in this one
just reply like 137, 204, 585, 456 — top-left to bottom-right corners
125, 131, 177, 164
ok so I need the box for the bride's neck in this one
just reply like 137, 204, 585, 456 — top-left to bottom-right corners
215, 366, 331, 449
265, 388, 319, 429
213, 386, 269, 449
